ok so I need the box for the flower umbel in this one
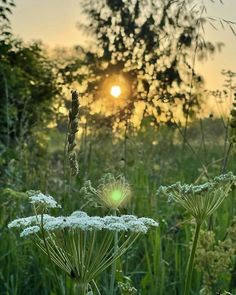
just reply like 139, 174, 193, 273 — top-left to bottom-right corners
9, 211, 158, 235
157, 172, 236, 223
27, 191, 61, 210
157, 172, 236, 295
81, 174, 131, 210
9, 193, 158, 295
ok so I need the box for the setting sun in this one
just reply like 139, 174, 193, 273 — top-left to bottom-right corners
110, 85, 121, 98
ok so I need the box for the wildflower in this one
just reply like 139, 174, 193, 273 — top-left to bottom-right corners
9, 207, 158, 295
195, 229, 235, 294
9, 211, 158, 235
120, 215, 137, 222
28, 191, 61, 209
20, 226, 40, 237
43, 216, 68, 231
157, 172, 236, 295
138, 217, 160, 227
118, 277, 137, 295
157, 172, 236, 223
105, 222, 128, 231
126, 220, 149, 233
70, 211, 88, 218
8, 214, 53, 229
8, 216, 37, 229
81, 174, 132, 210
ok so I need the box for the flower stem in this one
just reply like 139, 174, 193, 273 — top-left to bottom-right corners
110, 211, 118, 295
184, 221, 202, 295
77, 283, 88, 295
40, 213, 61, 294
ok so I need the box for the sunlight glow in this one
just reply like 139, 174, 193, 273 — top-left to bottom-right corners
110, 85, 121, 98
111, 190, 123, 202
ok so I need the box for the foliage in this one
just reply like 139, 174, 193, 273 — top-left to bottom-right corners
72, 0, 222, 128
0, 34, 63, 189
0, 0, 15, 36
195, 223, 236, 294
1, 1, 236, 295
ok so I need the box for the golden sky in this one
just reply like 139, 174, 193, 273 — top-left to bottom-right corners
10, 0, 236, 92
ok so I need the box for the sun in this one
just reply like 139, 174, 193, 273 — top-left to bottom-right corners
110, 85, 121, 98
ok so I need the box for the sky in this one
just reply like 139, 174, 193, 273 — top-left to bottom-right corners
10, 0, 236, 91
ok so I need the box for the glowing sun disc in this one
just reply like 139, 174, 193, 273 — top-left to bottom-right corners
110, 85, 121, 98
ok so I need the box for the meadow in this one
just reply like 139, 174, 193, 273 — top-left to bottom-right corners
1, 0, 236, 294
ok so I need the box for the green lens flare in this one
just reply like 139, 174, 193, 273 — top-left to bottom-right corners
111, 190, 122, 202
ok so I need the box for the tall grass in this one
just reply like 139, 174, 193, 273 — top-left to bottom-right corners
1, 113, 236, 294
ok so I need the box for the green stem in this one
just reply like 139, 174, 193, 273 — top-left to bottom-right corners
110, 211, 118, 295
184, 221, 202, 295
40, 213, 61, 294
77, 282, 88, 295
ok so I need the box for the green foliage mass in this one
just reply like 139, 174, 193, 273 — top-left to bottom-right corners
1, 1, 236, 294
195, 219, 236, 294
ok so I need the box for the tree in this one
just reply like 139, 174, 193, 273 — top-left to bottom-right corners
0, 39, 61, 145
74, 0, 218, 129
0, 0, 15, 35
0, 1, 63, 187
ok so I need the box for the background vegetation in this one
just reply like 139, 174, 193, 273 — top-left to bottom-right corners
0, 0, 236, 294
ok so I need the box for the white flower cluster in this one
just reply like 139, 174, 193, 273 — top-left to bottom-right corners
157, 172, 236, 198
157, 172, 236, 222
29, 192, 61, 209
9, 211, 159, 237
8, 214, 52, 229
20, 226, 40, 237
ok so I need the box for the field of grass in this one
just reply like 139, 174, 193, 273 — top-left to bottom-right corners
1, 111, 236, 295
1, 1, 236, 294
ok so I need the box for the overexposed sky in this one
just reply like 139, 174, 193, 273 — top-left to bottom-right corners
10, 0, 236, 90
11, 0, 86, 46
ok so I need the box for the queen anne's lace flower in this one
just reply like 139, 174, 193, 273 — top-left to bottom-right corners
9, 211, 158, 237
103, 216, 121, 223
20, 226, 40, 237
43, 216, 68, 231
8, 214, 53, 229
139, 217, 160, 227
120, 215, 137, 222
81, 174, 132, 210
105, 222, 128, 231
126, 220, 149, 233
8, 192, 158, 293
70, 211, 88, 218
8, 216, 36, 229
28, 191, 61, 209
157, 172, 236, 222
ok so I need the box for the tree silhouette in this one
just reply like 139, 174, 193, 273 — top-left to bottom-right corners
74, 0, 218, 128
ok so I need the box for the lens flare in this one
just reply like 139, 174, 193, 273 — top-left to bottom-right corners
86, 174, 131, 210
111, 190, 122, 202
110, 85, 121, 98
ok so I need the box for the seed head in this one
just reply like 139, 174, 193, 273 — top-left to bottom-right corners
67, 90, 80, 176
